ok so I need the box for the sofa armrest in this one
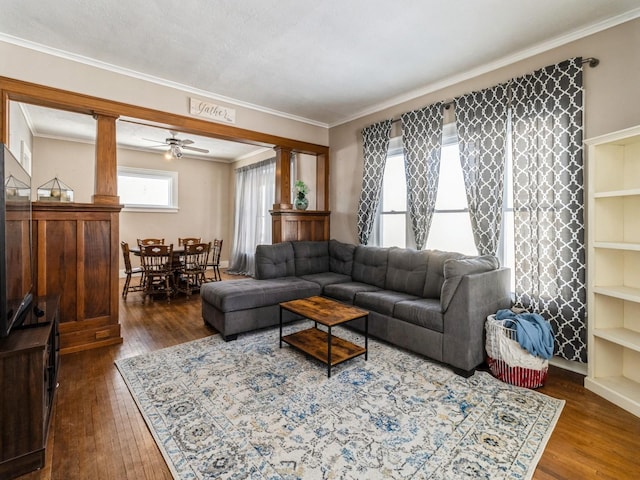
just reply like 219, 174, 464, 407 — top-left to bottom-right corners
442, 267, 511, 372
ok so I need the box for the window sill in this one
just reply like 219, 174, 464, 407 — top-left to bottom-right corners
122, 206, 180, 213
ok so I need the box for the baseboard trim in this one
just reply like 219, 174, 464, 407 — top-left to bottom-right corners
549, 356, 587, 375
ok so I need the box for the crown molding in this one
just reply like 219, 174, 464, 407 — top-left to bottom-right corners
0, 33, 329, 129
329, 7, 640, 128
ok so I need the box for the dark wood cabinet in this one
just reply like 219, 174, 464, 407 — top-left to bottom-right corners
0, 295, 59, 480
32, 202, 123, 354
271, 209, 330, 243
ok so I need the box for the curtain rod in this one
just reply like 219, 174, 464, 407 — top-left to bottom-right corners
390, 57, 600, 122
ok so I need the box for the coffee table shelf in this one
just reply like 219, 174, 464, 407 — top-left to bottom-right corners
282, 327, 366, 366
279, 296, 369, 377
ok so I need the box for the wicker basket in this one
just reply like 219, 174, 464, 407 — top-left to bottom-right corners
485, 314, 548, 388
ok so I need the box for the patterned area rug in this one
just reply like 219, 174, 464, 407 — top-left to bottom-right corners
116, 321, 564, 479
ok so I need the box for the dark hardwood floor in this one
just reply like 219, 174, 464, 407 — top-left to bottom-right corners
20, 273, 640, 479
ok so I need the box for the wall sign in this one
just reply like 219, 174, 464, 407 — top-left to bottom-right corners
189, 98, 236, 124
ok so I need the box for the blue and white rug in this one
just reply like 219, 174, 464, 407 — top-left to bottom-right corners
116, 321, 564, 479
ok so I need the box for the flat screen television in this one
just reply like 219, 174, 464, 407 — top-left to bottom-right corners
0, 143, 33, 337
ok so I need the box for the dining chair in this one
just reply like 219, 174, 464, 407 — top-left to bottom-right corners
120, 241, 144, 299
205, 238, 223, 282
137, 238, 165, 246
178, 237, 202, 246
139, 243, 174, 302
177, 242, 211, 297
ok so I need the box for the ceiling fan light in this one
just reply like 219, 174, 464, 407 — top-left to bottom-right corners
164, 149, 173, 160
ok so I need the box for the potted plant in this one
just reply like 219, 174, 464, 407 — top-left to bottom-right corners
294, 180, 309, 210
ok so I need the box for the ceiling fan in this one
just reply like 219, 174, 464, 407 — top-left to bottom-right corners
144, 130, 210, 159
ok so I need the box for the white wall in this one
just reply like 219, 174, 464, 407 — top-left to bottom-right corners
328, 18, 640, 243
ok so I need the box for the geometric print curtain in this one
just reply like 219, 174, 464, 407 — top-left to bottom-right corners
400, 103, 444, 250
357, 119, 393, 245
510, 58, 586, 363
454, 85, 509, 255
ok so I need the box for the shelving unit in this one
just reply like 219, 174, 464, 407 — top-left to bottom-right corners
0, 295, 60, 479
585, 125, 640, 417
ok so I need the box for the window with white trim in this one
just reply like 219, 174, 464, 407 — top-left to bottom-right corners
373, 137, 410, 248
375, 122, 514, 287
117, 166, 178, 212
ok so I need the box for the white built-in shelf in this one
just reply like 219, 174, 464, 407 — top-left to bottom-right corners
593, 285, 640, 302
585, 124, 640, 418
593, 327, 640, 352
593, 242, 640, 251
594, 188, 640, 198
584, 376, 640, 418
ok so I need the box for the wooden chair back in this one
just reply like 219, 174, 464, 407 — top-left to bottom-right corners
140, 244, 173, 273
137, 238, 165, 246
121, 241, 134, 273
183, 242, 211, 272
120, 241, 144, 299
178, 237, 202, 246
139, 244, 174, 301
207, 238, 223, 281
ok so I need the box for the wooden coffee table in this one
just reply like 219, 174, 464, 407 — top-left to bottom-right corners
279, 296, 369, 378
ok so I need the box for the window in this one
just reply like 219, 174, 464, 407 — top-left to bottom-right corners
375, 137, 410, 248
117, 166, 178, 212
375, 122, 514, 286
425, 138, 477, 256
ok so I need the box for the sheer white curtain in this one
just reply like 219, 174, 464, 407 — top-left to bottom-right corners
227, 158, 275, 277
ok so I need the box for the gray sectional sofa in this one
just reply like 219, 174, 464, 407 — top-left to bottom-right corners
200, 240, 511, 375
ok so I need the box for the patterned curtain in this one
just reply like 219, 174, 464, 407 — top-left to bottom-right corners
511, 58, 586, 362
455, 85, 509, 255
400, 103, 444, 250
357, 119, 393, 245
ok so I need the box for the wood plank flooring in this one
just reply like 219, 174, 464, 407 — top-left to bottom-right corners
19, 274, 640, 479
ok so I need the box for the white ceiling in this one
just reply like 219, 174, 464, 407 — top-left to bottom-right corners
2, 0, 640, 157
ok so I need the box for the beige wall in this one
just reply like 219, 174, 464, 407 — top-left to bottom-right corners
119, 150, 231, 272
31, 137, 232, 271
0, 42, 329, 146
329, 18, 640, 243
32, 138, 95, 202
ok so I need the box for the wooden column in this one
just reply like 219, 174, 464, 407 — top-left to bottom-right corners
316, 151, 329, 211
273, 146, 293, 210
92, 113, 120, 205
0, 90, 8, 145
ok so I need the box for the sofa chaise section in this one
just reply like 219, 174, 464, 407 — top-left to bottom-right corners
200, 242, 321, 340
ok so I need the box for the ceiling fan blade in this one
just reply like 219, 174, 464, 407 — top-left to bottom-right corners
179, 139, 194, 146
182, 145, 210, 154
142, 138, 168, 145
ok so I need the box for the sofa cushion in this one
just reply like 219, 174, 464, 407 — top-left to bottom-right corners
385, 248, 428, 297
300, 272, 351, 289
440, 255, 500, 311
352, 246, 389, 288
423, 250, 466, 298
255, 242, 295, 279
323, 282, 381, 304
394, 298, 444, 332
355, 290, 420, 316
329, 239, 356, 275
200, 277, 321, 312
292, 241, 330, 276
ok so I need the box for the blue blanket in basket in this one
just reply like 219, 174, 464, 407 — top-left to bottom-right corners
495, 309, 554, 359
